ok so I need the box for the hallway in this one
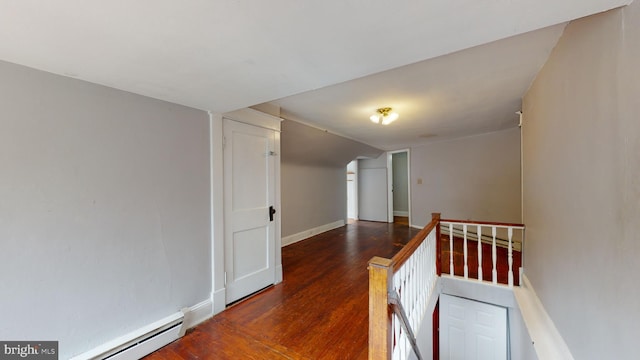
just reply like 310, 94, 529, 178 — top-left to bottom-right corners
145, 221, 420, 359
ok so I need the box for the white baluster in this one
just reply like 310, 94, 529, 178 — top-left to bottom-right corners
477, 225, 482, 282
388, 226, 441, 360
463, 224, 468, 279
449, 223, 454, 276
508, 227, 514, 287
492, 226, 497, 284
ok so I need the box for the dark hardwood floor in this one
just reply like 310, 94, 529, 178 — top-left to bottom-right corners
145, 220, 420, 360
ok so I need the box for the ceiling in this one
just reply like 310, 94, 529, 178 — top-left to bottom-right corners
274, 24, 566, 150
0, 0, 631, 149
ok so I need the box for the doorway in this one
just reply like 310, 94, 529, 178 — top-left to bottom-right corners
346, 160, 358, 222
439, 294, 508, 360
388, 150, 410, 225
223, 118, 278, 304
354, 151, 411, 224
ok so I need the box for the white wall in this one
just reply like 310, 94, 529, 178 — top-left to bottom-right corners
0, 60, 211, 358
281, 163, 347, 237
522, 4, 640, 359
280, 119, 382, 239
410, 128, 522, 227
509, 307, 538, 360
359, 151, 388, 169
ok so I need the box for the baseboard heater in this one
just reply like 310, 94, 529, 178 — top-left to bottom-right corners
71, 311, 186, 360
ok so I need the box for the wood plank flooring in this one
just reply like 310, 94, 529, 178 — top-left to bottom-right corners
145, 220, 420, 360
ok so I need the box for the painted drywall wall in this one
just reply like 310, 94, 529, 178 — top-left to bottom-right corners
281, 162, 346, 237
0, 60, 211, 358
392, 152, 409, 215
522, 4, 640, 359
359, 151, 388, 169
410, 128, 521, 227
509, 307, 538, 360
280, 118, 382, 167
280, 120, 383, 239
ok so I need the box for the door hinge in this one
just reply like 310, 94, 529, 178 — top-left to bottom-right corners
224, 272, 227, 286
223, 136, 226, 149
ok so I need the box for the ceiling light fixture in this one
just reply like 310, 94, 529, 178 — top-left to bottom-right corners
370, 107, 399, 125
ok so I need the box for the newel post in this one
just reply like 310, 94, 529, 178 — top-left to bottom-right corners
368, 256, 393, 360
432, 213, 441, 276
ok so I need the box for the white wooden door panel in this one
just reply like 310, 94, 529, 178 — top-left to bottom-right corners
233, 227, 269, 279
440, 294, 507, 360
224, 119, 276, 304
359, 168, 388, 222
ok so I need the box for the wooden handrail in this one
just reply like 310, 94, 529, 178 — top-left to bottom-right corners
391, 213, 440, 270
369, 214, 526, 359
368, 213, 441, 360
440, 218, 525, 228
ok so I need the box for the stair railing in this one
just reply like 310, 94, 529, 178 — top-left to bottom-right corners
440, 219, 525, 287
368, 213, 440, 360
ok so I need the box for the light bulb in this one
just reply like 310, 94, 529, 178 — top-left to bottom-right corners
381, 112, 399, 125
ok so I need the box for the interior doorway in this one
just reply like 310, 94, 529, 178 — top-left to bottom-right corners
223, 118, 277, 304
388, 150, 410, 225
346, 160, 358, 223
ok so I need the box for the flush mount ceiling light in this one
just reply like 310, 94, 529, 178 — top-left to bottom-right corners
370, 107, 399, 125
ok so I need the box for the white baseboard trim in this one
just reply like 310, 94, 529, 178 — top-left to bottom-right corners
182, 298, 213, 331
275, 264, 283, 284
410, 224, 423, 230
513, 275, 575, 360
212, 287, 226, 315
393, 211, 409, 217
282, 220, 345, 247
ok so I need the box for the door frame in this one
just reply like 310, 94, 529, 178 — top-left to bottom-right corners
222, 118, 277, 304
210, 108, 282, 314
346, 159, 358, 221
387, 149, 411, 225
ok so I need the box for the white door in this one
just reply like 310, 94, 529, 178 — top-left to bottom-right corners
346, 160, 358, 220
440, 294, 507, 360
358, 168, 388, 222
224, 119, 276, 304
347, 174, 356, 219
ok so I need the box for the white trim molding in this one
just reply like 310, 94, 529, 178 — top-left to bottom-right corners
275, 264, 283, 284
282, 220, 345, 247
513, 275, 575, 360
222, 108, 282, 131
182, 299, 213, 331
212, 287, 226, 315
